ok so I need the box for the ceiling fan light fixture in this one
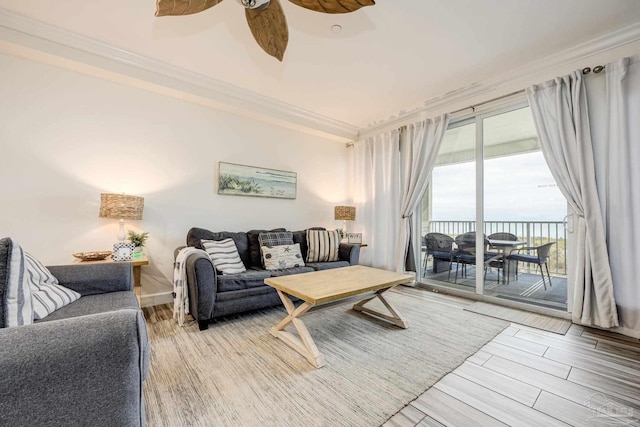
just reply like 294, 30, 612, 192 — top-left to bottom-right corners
156, 0, 375, 60
238, 0, 271, 10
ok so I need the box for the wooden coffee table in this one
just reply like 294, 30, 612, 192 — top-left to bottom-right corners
264, 265, 414, 368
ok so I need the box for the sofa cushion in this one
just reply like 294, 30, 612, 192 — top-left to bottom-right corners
202, 238, 247, 275
24, 252, 81, 320
215, 285, 276, 302
262, 244, 305, 270
0, 238, 32, 327
187, 228, 251, 267
306, 229, 341, 262
267, 266, 315, 277
34, 291, 139, 323
247, 228, 286, 267
217, 270, 272, 292
306, 261, 350, 271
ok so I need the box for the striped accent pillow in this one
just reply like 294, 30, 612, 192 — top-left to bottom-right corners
1, 238, 33, 327
306, 229, 341, 263
202, 238, 247, 275
24, 252, 80, 320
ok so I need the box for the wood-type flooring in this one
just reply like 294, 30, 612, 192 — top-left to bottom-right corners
384, 290, 640, 427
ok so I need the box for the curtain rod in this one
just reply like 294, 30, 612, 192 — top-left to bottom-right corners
448, 89, 524, 116
347, 63, 608, 148
347, 89, 524, 148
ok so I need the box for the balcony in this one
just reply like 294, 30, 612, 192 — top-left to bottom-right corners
420, 220, 568, 311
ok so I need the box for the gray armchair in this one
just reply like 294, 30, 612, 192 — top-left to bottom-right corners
0, 254, 149, 427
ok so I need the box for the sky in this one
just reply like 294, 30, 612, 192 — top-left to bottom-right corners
432, 151, 567, 221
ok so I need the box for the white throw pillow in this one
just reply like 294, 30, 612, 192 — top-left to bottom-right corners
24, 252, 80, 320
261, 244, 305, 270
306, 229, 341, 263
201, 238, 247, 274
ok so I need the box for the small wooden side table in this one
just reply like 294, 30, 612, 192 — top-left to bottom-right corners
73, 256, 149, 287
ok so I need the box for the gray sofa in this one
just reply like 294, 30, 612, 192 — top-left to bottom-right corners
180, 227, 360, 330
0, 239, 150, 427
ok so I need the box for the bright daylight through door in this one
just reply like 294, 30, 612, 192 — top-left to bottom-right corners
420, 105, 568, 311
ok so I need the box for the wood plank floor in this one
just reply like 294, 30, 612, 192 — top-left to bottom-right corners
384, 302, 640, 427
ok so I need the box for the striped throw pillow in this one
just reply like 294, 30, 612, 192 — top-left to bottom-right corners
1, 238, 33, 327
306, 229, 341, 263
24, 252, 80, 320
202, 238, 247, 275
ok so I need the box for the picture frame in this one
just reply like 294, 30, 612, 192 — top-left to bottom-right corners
218, 162, 297, 199
347, 233, 363, 244
112, 242, 135, 261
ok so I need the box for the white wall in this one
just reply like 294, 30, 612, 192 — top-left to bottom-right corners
0, 53, 351, 303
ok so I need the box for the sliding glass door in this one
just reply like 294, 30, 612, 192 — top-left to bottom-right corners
420, 120, 477, 292
419, 100, 569, 311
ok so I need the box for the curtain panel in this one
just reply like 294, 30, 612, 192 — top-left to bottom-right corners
527, 71, 619, 328
600, 57, 640, 334
395, 115, 449, 273
352, 130, 401, 270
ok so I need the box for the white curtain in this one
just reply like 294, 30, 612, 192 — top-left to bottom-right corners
527, 71, 619, 328
353, 130, 401, 270
601, 57, 640, 334
395, 115, 449, 273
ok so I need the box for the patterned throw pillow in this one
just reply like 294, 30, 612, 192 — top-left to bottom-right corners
261, 244, 305, 270
202, 238, 247, 275
258, 231, 294, 267
1, 238, 33, 327
258, 231, 294, 248
306, 229, 341, 263
24, 252, 80, 320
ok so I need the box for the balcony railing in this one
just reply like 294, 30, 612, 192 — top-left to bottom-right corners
424, 220, 567, 276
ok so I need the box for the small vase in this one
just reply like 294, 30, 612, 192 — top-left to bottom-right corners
133, 247, 143, 259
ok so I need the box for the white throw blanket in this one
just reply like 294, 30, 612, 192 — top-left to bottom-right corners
173, 247, 208, 326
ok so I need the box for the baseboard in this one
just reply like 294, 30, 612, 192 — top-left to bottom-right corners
140, 291, 173, 308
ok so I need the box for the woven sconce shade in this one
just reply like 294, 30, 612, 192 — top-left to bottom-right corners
334, 206, 356, 221
99, 193, 144, 220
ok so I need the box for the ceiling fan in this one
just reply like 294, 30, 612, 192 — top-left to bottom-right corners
155, 0, 375, 61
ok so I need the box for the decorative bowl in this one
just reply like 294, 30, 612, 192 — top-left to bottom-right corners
72, 251, 112, 261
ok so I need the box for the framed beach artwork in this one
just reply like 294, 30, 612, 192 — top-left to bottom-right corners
218, 162, 297, 199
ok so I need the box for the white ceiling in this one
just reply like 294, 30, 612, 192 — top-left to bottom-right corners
1, 0, 640, 129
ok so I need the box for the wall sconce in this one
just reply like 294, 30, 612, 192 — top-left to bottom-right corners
99, 193, 144, 242
334, 205, 356, 237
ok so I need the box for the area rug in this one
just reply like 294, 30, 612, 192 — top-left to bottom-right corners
143, 288, 507, 427
464, 301, 571, 334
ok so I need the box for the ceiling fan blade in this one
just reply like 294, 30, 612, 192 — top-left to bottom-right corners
245, 0, 289, 61
288, 0, 374, 14
156, 0, 224, 17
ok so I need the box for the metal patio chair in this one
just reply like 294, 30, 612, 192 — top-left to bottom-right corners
507, 242, 555, 290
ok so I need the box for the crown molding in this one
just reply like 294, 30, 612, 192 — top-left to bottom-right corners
0, 8, 359, 143
359, 20, 640, 140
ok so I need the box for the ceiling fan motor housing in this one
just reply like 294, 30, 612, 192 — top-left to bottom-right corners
239, 0, 271, 10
